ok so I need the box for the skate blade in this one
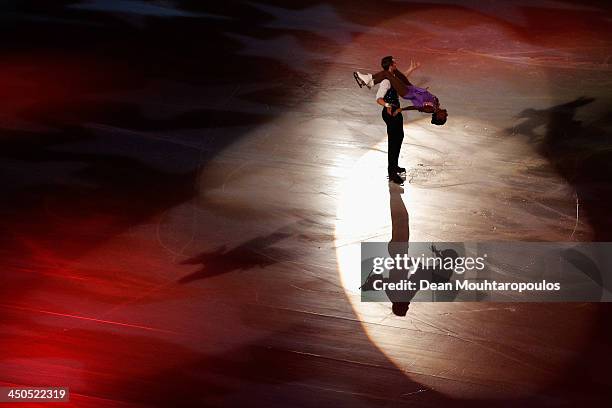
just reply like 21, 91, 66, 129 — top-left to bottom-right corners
353, 72, 364, 88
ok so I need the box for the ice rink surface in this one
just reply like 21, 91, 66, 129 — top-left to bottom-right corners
1, 1, 611, 406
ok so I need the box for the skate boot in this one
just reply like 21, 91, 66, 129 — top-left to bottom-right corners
353, 71, 373, 89
388, 172, 404, 186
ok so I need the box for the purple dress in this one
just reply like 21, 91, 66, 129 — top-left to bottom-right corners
403, 86, 439, 110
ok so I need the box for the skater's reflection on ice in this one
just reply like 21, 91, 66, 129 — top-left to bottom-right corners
387, 184, 411, 316
363, 185, 458, 315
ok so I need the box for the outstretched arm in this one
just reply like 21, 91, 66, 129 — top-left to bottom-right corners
405, 60, 421, 77
388, 105, 434, 117
395, 60, 420, 86
390, 105, 423, 116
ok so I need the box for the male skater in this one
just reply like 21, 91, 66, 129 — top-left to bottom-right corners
353, 57, 448, 126
365, 56, 414, 184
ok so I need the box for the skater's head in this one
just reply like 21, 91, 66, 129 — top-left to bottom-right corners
432, 108, 447, 126
381, 55, 396, 71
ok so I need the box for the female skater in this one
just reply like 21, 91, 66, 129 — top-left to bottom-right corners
354, 56, 447, 125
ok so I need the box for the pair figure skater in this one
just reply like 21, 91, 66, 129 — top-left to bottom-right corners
354, 57, 448, 125
353, 56, 447, 185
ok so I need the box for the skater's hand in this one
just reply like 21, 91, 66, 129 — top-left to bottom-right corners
392, 108, 402, 116
386, 106, 393, 116
407, 60, 421, 74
